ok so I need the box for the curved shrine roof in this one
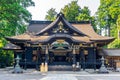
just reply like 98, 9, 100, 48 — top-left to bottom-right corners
73, 24, 114, 41
103, 49, 120, 56
5, 13, 114, 46
36, 13, 86, 36
3, 43, 21, 50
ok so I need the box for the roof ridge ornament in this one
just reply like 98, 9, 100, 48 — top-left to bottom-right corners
57, 12, 64, 18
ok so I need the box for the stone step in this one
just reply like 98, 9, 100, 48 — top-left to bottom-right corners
48, 65, 73, 71
49, 62, 72, 65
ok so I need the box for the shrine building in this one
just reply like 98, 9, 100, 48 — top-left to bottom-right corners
4, 13, 114, 71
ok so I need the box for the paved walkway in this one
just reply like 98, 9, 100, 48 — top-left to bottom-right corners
40, 74, 77, 80
0, 69, 120, 80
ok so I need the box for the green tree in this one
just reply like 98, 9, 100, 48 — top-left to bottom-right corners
117, 15, 120, 39
61, 1, 80, 21
45, 8, 57, 21
46, 1, 96, 31
0, 0, 34, 36
61, 1, 96, 31
96, 0, 120, 48
96, 0, 120, 37
0, 0, 34, 67
91, 16, 97, 32
76, 6, 91, 21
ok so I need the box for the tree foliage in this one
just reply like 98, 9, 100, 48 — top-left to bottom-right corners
96, 0, 120, 36
45, 8, 57, 21
45, 1, 96, 31
0, 0, 34, 36
96, 0, 120, 48
117, 15, 120, 34
61, 1, 80, 21
108, 39, 120, 48
0, 0, 34, 67
45, 1, 92, 22
76, 6, 91, 21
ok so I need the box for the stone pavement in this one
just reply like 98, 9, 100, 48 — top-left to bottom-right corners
0, 69, 120, 80
40, 74, 77, 80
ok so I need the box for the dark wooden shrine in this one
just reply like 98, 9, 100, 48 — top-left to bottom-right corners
4, 13, 114, 71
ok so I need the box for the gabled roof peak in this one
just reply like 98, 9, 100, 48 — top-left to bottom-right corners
36, 13, 86, 36
56, 12, 64, 18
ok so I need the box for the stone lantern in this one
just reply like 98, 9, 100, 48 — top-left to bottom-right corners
12, 55, 23, 73
98, 56, 109, 73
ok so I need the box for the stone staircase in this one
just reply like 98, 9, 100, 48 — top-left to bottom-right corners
48, 65, 72, 71
48, 62, 72, 71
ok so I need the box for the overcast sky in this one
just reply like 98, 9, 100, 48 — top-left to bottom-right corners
27, 0, 100, 20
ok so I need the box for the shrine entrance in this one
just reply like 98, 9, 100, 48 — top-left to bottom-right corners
48, 51, 73, 71
49, 50, 72, 65
54, 55, 66, 62
48, 40, 73, 65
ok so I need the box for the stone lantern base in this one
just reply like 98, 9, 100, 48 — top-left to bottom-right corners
12, 64, 23, 73
98, 65, 109, 73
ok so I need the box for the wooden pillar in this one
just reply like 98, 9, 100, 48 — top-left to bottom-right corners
82, 49, 86, 70
72, 45, 76, 71
45, 46, 49, 63
37, 47, 41, 65
80, 48, 85, 70
24, 49, 27, 70
72, 45, 76, 65
35, 48, 40, 70
93, 43, 97, 70
93, 47, 96, 70
44, 45, 49, 72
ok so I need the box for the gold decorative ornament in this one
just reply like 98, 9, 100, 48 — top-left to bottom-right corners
84, 50, 88, 55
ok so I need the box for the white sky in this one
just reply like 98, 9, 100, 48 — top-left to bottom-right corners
27, 0, 100, 20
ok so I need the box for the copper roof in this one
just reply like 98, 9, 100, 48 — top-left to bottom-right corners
12, 33, 31, 40
3, 43, 21, 50
72, 24, 114, 41
5, 24, 114, 45
8, 34, 87, 43
103, 49, 120, 56
28, 21, 51, 33
5, 13, 114, 46
72, 36, 91, 43
11, 33, 49, 41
